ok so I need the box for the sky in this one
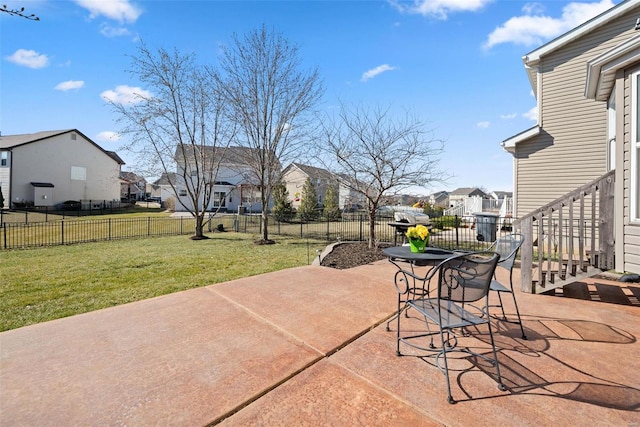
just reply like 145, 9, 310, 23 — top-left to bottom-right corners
0, 0, 620, 195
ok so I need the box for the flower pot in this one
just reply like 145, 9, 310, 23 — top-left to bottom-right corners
409, 238, 427, 253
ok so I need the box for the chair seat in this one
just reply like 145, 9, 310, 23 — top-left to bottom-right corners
490, 280, 511, 293
409, 298, 486, 330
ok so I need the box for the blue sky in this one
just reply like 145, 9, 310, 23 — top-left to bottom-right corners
0, 0, 619, 195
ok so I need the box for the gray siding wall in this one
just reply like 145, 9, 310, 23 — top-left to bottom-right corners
10, 132, 120, 205
515, 11, 639, 217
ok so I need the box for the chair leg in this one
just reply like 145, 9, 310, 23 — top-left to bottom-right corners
494, 289, 527, 340
438, 328, 455, 404
509, 290, 527, 340
487, 320, 507, 393
387, 294, 401, 331
396, 299, 402, 356
496, 292, 507, 320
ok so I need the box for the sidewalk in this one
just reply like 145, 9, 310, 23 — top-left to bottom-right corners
1, 261, 639, 426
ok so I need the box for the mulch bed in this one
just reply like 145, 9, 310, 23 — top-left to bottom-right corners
320, 242, 391, 269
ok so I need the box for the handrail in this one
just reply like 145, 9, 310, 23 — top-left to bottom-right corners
514, 170, 615, 294
517, 170, 614, 222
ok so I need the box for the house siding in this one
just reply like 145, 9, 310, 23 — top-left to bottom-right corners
0, 151, 10, 206
8, 132, 120, 205
514, 11, 639, 217
283, 167, 309, 209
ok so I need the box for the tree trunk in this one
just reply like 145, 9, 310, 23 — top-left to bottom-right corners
195, 215, 205, 238
262, 211, 269, 241
368, 211, 376, 249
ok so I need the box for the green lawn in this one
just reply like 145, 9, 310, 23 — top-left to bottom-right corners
0, 233, 326, 332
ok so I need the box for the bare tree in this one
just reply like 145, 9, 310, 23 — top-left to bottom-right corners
216, 25, 323, 243
318, 103, 445, 248
110, 43, 235, 239
1, 4, 39, 20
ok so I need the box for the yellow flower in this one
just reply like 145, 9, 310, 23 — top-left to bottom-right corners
406, 224, 429, 240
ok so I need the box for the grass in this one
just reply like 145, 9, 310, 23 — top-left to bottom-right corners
0, 233, 326, 332
0, 205, 170, 224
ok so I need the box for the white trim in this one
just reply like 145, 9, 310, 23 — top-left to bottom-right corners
501, 126, 540, 153
524, 0, 639, 64
631, 71, 640, 222
524, 0, 640, 93
586, 34, 640, 100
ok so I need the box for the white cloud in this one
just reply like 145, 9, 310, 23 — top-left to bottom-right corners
96, 131, 121, 142
54, 80, 85, 91
361, 64, 396, 82
392, 0, 492, 19
100, 24, 131, 37
5, 49, 49, 68
101, 85, 151, 105
523, 106, 538, 121
500, 113, 517, 119
477, 121, 490, 128
74, 0, 142, 24
484, 0, 614, 49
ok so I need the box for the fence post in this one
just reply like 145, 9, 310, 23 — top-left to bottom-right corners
61, 220, 64, 245
359, 215, 363, 242
300, 221, 303, 238
147, 217, 151, 236
455, 215, 459, 247
108, 218, 112, 240
25, 209, 28, 224
326, 217, 330, 241
3, 222, 6, 249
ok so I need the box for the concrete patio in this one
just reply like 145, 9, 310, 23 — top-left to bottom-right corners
1, 259, 639, 426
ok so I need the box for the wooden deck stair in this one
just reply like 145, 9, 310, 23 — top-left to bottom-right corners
532, 254, 602, 295
515, 171, 615, 295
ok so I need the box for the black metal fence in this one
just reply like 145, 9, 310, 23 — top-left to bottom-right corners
1, 200, 137, 224
1, 212, 515, 251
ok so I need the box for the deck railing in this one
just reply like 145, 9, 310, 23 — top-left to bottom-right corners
514, 170, 615, 294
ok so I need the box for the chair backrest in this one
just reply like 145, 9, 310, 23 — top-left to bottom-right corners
436, 252, 500, 303
490, 233, 524, 271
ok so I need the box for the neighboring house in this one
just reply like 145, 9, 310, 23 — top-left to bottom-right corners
447, 187, 486, 208
282, 163, 334, 208
0, 129, 123, 208
428, 191, 449, 208
502, 0, 640, 281
334, 173, 368, 210
173, 145, 273, 213
149, 172, 177, 202
281, 163, 367, 210
120, 171, 147, 201
490, 191, 512, 201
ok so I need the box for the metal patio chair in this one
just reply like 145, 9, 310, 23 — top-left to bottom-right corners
487, 233, 527, 339
396, 251, 506, 404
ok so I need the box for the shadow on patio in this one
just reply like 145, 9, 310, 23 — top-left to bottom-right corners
1, 262, 639, 426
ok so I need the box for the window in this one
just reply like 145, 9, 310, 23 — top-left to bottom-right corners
632, 71, 640, 221
213, 191, 226, 208
1, 152, 7, 167
179, 189, 187, 197
71, 166, 86, 181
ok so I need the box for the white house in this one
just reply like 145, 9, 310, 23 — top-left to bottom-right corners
172, 145, 272, 213
0, 129, 123, 208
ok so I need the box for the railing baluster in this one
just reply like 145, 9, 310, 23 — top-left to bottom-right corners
579, 192, 585, 272
568, 199, 574, 276
557, 204, 563, 279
